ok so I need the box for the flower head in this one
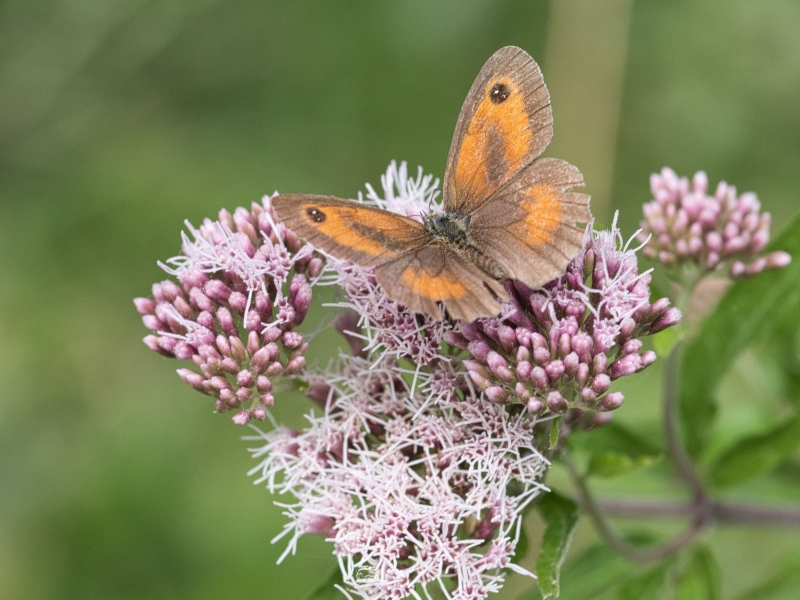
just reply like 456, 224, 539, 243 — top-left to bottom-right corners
639, 168, 791, 279
248, 355, 545, 600
134, 195, 322, 423
450, 215, 680, 419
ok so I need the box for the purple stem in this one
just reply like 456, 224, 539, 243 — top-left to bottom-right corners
596, 497, 800, 525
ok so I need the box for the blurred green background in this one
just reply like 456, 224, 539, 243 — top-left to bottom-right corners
2, 1, 799, 599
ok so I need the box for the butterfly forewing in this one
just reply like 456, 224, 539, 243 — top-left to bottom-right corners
272, 194, 427, 267
443, 46, 553, 215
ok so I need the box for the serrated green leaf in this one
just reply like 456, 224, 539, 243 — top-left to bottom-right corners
587, 451, 663, 478
617, 560, 672, 600
303, 564, 346, 600
709, 412, 800, 488
675, 545, 720, 600
679, 213, 800, 456
535, 491, 580, 599
517, 543, 632, 600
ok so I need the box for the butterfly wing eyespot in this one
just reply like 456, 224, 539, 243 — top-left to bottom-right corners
443, 46, 554, 215
305, 207, 326, 223
272, 194, 427, 267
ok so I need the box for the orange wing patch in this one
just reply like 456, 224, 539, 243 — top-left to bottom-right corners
517, 183, 564, 247
306, 206, 394, 257
453, 77, 532, 203
400, 267, 468, 301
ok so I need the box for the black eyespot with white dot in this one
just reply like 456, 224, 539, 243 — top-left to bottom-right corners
489, 82, 511, 104
306, 207, 326, 223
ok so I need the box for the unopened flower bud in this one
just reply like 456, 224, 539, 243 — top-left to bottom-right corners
285, 355, 306, 375
486, 386, 510, 404
527, 397, 545, 415
177, 368, 205, 390
546, 391, 567, 413
232, 410, 250, 425
649, 307, 682, 333
597, 391, 624, 411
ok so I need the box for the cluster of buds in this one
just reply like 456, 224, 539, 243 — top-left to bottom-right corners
448, 217, 681, 418
248, 355, 545, 600
134, 196, 322, 424
640, 168, 791, 279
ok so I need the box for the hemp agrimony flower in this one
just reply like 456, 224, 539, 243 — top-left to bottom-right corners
639, 167, 791, 280
449, 214, 681, 419
134, 196, 321, 424
136, 161, 689, 600
248, 355, 545, 600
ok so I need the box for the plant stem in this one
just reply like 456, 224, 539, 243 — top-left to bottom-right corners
662, 344, 708, 508
562, 453, 707, 564
595, 497, 800, 525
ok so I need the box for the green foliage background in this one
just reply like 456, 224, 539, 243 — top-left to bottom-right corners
1, 1, 799, 598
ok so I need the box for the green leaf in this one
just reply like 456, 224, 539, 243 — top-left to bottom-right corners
674, 545, 720, 600
709, 412, 800, 488
518, 533, 658, 600
616, 560, 672, 600
568, 421, 662, 457
535, 491, 581, 599
303, 564, 346, 600
587, 451, 663, 478
517, 543, 632, 600
679, 213, 800, 456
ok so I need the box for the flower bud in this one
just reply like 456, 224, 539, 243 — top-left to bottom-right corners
546, 391, 567, 413
232, 410, 250, 425
486, 386, 510, 404
177, 368, 205, 390
527, 397, 545, 415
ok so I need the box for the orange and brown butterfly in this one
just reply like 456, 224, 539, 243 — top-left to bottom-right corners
272, 46, 592, 322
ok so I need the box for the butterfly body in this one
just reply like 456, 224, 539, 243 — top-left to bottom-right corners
273, 46, 592, 322
424, 212, 505, 280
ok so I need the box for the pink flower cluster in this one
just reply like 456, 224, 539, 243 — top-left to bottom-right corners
640, 168, 791, 278
448, 217, 681, 417
247, 356, 545, 600
134, 196, 322, 423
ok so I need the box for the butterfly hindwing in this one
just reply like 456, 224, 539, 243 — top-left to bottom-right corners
375, 243, 508, 321
468, 158, 591, 289
443, 46, 553, 215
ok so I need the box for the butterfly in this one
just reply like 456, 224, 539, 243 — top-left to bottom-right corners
273, 46, 591, 322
